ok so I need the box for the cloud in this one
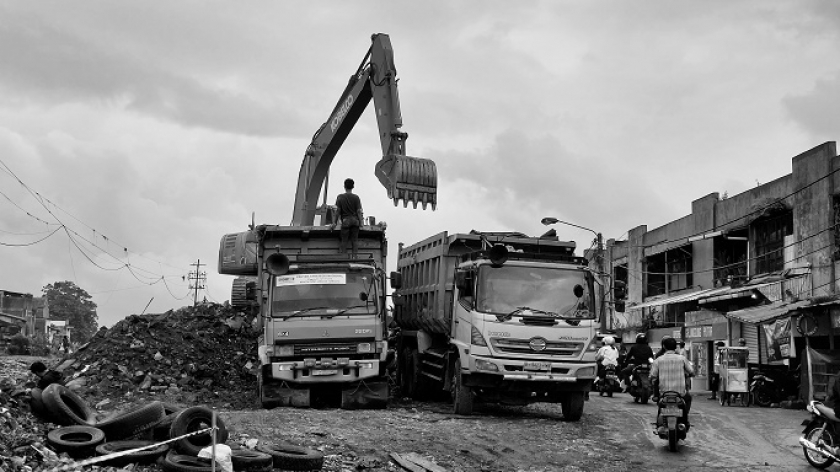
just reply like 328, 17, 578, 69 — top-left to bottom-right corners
0, 12, 306, 137
784, 71, 840, 139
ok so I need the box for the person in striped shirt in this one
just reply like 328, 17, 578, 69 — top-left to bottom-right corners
651, 337, 694, 428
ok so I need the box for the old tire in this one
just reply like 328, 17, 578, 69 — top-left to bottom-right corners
561, 392, 585, 421
41, 384, 96, 426
46, 425, 105, 458
257, 444, 324, 471
96, 401, 165, 441
95, 440, 169, 467
231, 449, 273, 471
170, 406, 229, 456
452, 358, 474, 415
160, 452, 219, 472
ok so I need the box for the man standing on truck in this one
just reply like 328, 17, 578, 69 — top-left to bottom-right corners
333, 178, 364, 256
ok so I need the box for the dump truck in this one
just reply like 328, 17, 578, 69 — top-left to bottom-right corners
218, 33, 436, 409
392, 231, 599, 420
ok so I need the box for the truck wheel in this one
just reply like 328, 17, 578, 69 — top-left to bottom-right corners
561, 392, 585, 421
399, 346, 416, 398
451, 358, 473, 415
259, 371, 281, 409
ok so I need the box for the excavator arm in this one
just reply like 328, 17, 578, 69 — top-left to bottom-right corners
291, 33, 437, 226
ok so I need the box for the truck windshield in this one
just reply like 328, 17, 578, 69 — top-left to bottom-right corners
476, 265, 594, 319
271, 272, 375, 314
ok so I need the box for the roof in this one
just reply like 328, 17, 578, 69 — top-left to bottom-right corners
726, 298, 840, 324
697, 282, 778, 305
627, 286, 732, 311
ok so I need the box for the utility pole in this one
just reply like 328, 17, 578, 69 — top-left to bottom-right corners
596, 232, 606, 332
188, 259, 206, 307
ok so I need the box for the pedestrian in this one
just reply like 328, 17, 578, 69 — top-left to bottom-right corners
676, 340, 688, 358
61, 335, 70, 354
650, 337, 694, 430
333, 178, 363, 256
29, 361, 63, 390
654, 335, 673, 359
709, 341, 725, 400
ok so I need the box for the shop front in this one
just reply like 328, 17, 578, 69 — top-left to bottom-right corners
684, 313, 728, 393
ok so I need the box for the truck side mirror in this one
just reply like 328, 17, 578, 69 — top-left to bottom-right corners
390, 271, 402, 290
455, 272, 467, 291
574, 284, 584, 298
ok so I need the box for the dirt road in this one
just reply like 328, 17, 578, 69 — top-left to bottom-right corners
224, 394, 815, 472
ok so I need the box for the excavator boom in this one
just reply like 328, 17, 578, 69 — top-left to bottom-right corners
291, 33, 437, 226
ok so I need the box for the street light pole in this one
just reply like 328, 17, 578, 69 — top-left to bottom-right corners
541, 217, 608, 333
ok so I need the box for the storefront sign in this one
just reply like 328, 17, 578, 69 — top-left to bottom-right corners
763, 317, 792, 361
685, 325, 713, 339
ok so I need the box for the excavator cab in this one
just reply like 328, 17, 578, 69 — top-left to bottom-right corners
376, 153, 437, 209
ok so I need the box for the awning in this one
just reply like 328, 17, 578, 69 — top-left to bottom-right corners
725, 300, 811, 324
697, 282, 777, 305
628, 287, 727, 311
0, 311, 27, 327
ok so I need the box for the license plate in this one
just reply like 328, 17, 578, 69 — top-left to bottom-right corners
662, 406, 681, 416
311, 369, 337, 376
524, 362, 551, 371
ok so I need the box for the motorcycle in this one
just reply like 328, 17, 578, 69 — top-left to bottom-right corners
628, 363, 652, 404
599, 364, 619, 397
799, 400, 840, 468
653, 391, 688, 452
750, 371, 777, 407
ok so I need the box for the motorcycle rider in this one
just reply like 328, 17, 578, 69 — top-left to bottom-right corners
596, 336, 619, 393
650, 337, 694, 430
621, 333, 654, 391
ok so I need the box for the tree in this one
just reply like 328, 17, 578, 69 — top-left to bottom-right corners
43, 281, 98, 344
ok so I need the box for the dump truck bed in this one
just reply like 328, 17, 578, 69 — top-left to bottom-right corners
394, 231, 578, 335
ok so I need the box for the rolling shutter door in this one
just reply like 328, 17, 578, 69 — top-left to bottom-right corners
743, 322, 763, 364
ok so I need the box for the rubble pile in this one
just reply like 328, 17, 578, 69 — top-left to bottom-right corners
0, 358, 55, 470
59, 304, 260, 409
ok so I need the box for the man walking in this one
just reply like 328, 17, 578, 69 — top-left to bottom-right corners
333, 178, 363, 256
651, 337, 694, 429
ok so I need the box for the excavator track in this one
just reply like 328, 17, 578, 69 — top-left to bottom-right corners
231, 276, 258, 310
375, 154, 437, 210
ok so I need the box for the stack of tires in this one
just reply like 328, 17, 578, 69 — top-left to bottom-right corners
35, 384, 325, 471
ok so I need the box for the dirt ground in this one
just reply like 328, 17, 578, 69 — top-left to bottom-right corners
223, 397, 627, 472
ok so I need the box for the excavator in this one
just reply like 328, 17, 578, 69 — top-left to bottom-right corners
292, 32, 436, 225
218, 33, 436, 409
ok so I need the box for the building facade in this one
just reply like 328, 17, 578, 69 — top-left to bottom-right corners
605, 142, 840, 399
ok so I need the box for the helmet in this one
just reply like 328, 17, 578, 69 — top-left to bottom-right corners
603, 336, 615, 346
636, 333, 646, 341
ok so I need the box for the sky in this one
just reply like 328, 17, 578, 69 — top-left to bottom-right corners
0, 1, 838, 330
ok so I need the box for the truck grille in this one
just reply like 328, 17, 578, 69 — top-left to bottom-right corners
491, 338, 583, 356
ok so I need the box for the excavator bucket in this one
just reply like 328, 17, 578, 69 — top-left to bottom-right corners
375, 154, 437, 210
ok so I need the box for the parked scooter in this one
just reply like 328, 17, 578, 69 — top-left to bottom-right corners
653, 391, 688, 452
750, 371, 777, 407
628, 363, 652, 404
799, 400, 840, 468
599, 364, 619, 397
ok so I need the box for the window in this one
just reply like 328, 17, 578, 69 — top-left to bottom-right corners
713, 230, 748, 287
753, 211, 793, 275
613, 264, 628, 313
644, 246, 692, 297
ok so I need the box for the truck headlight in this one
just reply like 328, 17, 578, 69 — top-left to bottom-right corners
276, 345, 294, 357
277, 364, 294, 371
358, 362, 375, 369
357, 343, 372, 353
470, 326, 488, 347
475, 359, 498, 372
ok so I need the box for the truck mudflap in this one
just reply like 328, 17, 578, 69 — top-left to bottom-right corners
341, 380, 389, 410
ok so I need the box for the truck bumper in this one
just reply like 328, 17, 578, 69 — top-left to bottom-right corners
464, 355, 596, 393
267, 359, 383, 384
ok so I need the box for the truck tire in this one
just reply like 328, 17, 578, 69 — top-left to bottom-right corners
561, 392, 585, 421
399, 346, 416, 398
95, 440, 169, 467
41, 384, 96, 426
170, 406, 229, 456
256, 444, 324, 471
47, 425, 105, 458
451, 358, 473, 415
